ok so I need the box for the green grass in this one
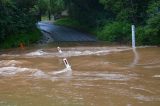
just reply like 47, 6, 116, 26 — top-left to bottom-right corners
42, 16, 49, 21
54, 17, 91, 32
0, 28, 42, 49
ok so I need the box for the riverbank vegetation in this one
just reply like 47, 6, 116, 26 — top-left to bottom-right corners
54, 0, 160, 45
0, 0, 42, 49
0, 29, 41, 49
0, 0, 159, 49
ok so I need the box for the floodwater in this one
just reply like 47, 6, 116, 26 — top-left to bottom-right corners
0, 46, 160, 106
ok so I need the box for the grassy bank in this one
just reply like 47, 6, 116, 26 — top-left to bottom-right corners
54, 17, 96, 34
0, 28, 42, 49
54, 17, 84, 29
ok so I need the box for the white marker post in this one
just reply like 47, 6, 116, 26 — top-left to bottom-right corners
57, 46, 72, 71
63, 58, 71, 70
132, 25, 136, 48
57, 47, 62, 53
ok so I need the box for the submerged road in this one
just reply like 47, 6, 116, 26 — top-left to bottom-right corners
37, 22, 97, 42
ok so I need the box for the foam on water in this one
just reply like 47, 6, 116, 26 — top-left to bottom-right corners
25, 49, 49, 56
0, 66, 43, 77
1, 46, 154, 58
23, 47, 132, 58
1, 66, 134, 81
30, 70, 135, 81
74, 72, 137, 81
51, 68, 71, 75
0, 60, 21, 67
32, 68, 72, 80
0, 65, 136, 81
153, 75, 160, 78
50, 68, 72, 78
0, 66, 29, 76
58, 48, 131, 58
133, 94, 160, 102
32, 70, 48, 78
2, 46, 153, 58
0, 62, 72, 79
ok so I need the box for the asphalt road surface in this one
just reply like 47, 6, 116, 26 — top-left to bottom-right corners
37, 21, 97, 43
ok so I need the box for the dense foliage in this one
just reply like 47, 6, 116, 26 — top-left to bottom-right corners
37, 0, 65, 20
97, 22, 131, 44
60, 0, 160, 45
0, 0, 38, 36
64, 0, 106, 27
0, 0, 159, 48
0, 0, 41, 48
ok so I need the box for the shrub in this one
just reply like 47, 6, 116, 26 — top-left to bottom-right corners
97, 21, 131, 44
136, 14, 160, 45
136, 27, 149, 45
0, 28, 42, 49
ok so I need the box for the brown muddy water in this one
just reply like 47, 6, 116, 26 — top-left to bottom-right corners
0, 46, 160, 106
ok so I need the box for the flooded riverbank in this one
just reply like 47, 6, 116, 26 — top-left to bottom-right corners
0, 46, 160, 106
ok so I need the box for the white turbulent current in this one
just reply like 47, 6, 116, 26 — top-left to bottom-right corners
0, 66, 72, 79
0, 66, 134, 81
0, 67, 29, 76
1, 47, 131, 57
0, 46, 160, 106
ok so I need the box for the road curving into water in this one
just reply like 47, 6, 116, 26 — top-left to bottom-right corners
37, 21, 97, 44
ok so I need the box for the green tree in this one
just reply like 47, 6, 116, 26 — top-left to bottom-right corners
144, 0, 160, 45
99, 0, 150, 25
37, 0, 48, 20
0, 0, 39, 46
64, 0, 106, 27
36, 0, 65, 20
51, 0, 64, 14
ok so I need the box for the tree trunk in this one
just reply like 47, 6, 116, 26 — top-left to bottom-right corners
48, 10, 51, 20
38, 11, 42, 21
